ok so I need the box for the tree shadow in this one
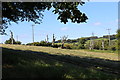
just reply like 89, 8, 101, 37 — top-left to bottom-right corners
2, 47, 120, 80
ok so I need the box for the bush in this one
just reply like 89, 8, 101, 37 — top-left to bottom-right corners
26, 43, 33, 45
26, 41, 52, 47
33, 42, 40, 46
84, 41, 90, 49
77, 44, 85, 49
15, 41, 22, 44
39, 41, 52, 46
64, 44, 72, 49
110, 46, 116, 51
109, 42, 117, 51
70, 44, 82, 49
93, 40, 102, 50
5, 38, 22, 44
5, 38, 16, 44
51, 44, 61, 48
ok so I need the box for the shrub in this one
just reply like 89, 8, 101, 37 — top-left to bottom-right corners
26, 43, 33, 45
33, 42, 40, 46
110, 46, 116, 51
5, 38, 16, 44
5, 38, 22, 44
39, 41, 52, 46
15, 41, 21, 45
77, 44, 85, 49
64, 44, 72, 49
51, 44, 61, 48
109, 40, 117, 51
84, 41, 90, 49
93, 40, 102, 50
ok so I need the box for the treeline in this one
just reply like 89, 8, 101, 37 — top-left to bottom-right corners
4, 32, 119, 51
54, 34, 118, 51
56, 39, 116, 50
26, 41, 61, 48
25, 36, 117, 51
55, 34, 116, 43
76, 39, 117, 51
5, 38, 21, 44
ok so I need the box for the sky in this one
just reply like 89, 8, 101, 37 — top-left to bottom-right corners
0, 2, 118, 44
0, 0, 119, 2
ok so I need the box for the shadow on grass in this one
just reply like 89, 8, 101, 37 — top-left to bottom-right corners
2, 47, 120, 80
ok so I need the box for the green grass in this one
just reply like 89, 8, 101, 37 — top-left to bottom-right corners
2, 44, 120, 79
2, 44, 119, 60
85, 49, 118, 54
93, 38, 108, 40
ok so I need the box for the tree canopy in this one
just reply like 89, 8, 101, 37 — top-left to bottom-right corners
5, 37, 21, 44
1, 2, 88, 35
116, 29, 120, 40
116, 29, 120, 51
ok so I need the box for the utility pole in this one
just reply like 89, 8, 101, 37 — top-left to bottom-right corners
32, 24, 35, 43
52, 34, 56, 45
16, 35, 18, 42
16, 35, 18, 44
106, 28, 111, 47
10, 30, 13, 44
92, 32, 94, 37
45, 39, 46, 42
102, 40, 104, 50
90, 32, 94, 50
46, 35, 49, 43
92, 32, 94, 48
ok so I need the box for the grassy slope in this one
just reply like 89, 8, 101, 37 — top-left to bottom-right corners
2, 44, 118, 61
1, 44, 120, 79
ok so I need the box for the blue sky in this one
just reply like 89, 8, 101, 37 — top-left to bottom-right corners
1, 2, 118, 44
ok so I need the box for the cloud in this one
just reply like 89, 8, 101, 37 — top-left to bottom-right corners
93, 22, 101, 26
61, 27, 69, 31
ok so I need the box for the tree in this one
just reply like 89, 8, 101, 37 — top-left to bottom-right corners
5, 36, 22, 44
5, 38, 16, 44
78, 38, 86, 44
116, 29, 120, 51
116, 29, 120, 40
60, 35, 68, 48
78, 38, 86, 49
15, 41, 21, 44
1, 2, 88, 34
10, 30, 14, 44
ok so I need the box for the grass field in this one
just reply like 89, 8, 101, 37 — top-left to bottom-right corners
1, 44, 120, 79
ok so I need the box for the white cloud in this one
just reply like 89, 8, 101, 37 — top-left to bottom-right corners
93, 22, 101, 26
61, 27, 69, 31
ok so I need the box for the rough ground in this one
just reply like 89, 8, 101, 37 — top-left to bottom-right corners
1, 44, 120, 79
